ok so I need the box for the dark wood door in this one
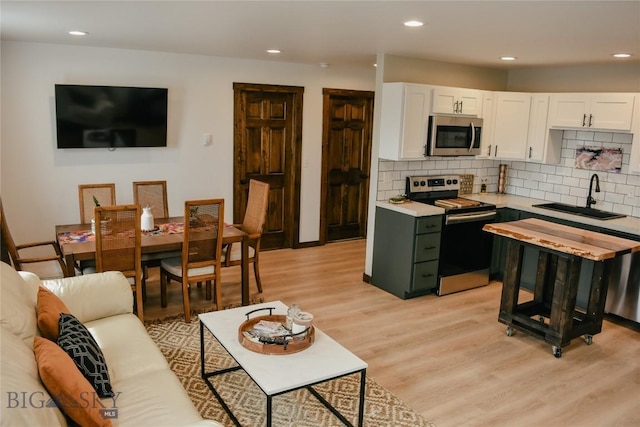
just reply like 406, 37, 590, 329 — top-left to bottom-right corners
321, 89, 374, 243
233, 83, 303, 250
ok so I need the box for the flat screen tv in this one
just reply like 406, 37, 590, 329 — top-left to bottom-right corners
55, 84, 168, 149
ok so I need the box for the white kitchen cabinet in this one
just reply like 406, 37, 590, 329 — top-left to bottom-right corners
492, 92, 531, 159
548, 93, 635, 131
378, 82, 431, 160
431, 87, 483, 116
527, 94, 562, 164
630, 95, 640, 174
477, 91, 495, 158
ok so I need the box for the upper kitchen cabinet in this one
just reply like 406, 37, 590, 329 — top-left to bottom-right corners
379, 82, 431, 160
431, 87, 483, 116
630, 95, 640, 174
527, 94, 562, 164
491, 92, 531, 159
548, 93, 636, 131
477, 91, 495, 158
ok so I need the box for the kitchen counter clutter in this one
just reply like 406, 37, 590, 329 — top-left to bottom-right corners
483, 218, 640, 358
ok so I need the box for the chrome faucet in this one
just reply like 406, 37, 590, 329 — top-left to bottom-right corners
586, 173, 600, 208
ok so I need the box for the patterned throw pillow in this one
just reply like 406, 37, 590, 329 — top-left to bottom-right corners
57, 313, 114, 398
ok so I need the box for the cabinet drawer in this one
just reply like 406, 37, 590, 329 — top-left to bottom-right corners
416, 216, 442, 234
412, 260, 439, 291
414, 233, 441, 262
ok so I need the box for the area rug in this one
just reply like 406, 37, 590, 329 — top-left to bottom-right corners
146, 318, 436, 427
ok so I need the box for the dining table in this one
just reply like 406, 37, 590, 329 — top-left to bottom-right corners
55, 216, 251, 305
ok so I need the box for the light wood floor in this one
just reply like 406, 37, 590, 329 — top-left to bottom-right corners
143, 239, 640, 427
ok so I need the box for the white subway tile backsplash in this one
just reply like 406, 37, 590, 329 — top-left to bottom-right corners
376, 131, 638, 218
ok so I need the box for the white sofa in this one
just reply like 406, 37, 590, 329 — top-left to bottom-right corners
0, 262, 223, 427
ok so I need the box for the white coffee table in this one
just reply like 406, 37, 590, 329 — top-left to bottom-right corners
199, 301, 368, 427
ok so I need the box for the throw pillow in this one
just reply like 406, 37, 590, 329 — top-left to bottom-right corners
33, 336, 112, 427
57, 313, 114, 398
36, 285, 70, 341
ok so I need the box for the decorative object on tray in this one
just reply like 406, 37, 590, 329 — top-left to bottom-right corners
388, 195, 408, 204
238, 307, 314, 355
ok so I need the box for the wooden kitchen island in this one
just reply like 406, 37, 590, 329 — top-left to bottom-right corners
483, 218, 640, 358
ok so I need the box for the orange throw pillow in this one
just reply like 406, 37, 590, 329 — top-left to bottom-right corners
34, 336, 112, 427
37, 286, 69, 341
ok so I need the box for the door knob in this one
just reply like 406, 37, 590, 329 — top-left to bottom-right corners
240, 179, 249, 185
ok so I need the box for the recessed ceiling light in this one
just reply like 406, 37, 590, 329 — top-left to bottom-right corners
403, 20, 424, 27
613, 53, 631, 58
500, 56, 517, 61
68, 30, 88, 36
266, 49, 281, 54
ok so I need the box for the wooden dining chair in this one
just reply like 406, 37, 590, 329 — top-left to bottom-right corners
0, 197, 69, 279
85, 205, 144, 321
223, 179, 269, 293
78, 183, 116, 224
132, 180, 169, 219
160, 199, 224, 322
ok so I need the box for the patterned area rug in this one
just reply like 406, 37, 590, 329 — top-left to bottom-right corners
146, 319, 436, 427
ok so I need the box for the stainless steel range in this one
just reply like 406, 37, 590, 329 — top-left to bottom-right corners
406, 175, 497, 296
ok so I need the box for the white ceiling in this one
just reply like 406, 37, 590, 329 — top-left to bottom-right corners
1, 0, 639, 70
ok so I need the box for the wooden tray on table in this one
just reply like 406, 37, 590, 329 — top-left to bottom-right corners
238, 312, 314, 355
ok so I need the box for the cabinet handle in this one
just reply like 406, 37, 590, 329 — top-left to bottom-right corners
494, 145, 498, 156
422, 273, 434, 278
588, 114, 593, 127
424, 246, 437, 250
529, 147, 533, 159
582, 114, 587, 127
459, 101, 463, 113
453, 100, 459, 113
487, 144, 492, 156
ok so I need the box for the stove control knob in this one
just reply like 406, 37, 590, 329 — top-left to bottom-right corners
420, 180, 426, 186
453, 179, 458, 184
446, 179, 452, 185
413, 181, 420, 187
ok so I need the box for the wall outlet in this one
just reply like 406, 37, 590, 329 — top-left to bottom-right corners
203, 133, 212, 146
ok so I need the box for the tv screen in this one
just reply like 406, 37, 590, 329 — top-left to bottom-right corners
55, 84, 168, 148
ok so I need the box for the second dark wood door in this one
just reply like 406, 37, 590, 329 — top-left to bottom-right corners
321, 89, 374, 243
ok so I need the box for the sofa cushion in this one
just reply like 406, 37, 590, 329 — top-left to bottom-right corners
0, 326, 67, 427
0, 263, 39, 344
42, 271, 133, 324
33, 336, 112, 427
57, 313, 114, 398
36, 285, 70, 341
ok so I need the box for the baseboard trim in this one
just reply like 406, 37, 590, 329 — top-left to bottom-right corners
362, 273, 371, 283
296, 241, 321, 249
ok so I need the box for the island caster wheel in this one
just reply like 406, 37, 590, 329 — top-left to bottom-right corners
552, 346, 562, 358
506, 326, 514, 337
584, 335, 593, 345
538, 316, 545, 323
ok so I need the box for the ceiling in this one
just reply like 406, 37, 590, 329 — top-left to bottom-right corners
1, 0, 639, 70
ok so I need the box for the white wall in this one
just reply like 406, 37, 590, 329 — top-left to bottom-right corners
0, 41, 375, 244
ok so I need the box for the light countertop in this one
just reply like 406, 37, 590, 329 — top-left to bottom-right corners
376, 194, 640, 236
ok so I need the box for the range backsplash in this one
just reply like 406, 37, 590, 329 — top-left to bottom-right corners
377, 130, 639, 218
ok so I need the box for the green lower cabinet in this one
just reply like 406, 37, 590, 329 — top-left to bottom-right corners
371, 207, 442, 299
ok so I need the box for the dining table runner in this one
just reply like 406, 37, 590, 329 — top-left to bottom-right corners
57, 222, 232, 244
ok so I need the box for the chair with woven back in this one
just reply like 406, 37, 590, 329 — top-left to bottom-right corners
132, 180, 169, 220
0, 197, 69, 279
160, 199, 224, 322
78, 183, 116, 224
223, 179, 270, 294
83, 204, 144, 321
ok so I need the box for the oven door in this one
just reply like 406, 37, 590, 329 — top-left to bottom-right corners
427, 115, 482, 156
438, 210, 496, 295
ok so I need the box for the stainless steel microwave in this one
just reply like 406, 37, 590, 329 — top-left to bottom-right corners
426, 115, 483, 156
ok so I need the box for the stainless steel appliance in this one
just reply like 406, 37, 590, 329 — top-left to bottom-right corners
426, 115, 483, 156
406, 175, 496, 295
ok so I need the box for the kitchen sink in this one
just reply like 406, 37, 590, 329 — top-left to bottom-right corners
532, 202, 626, 220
